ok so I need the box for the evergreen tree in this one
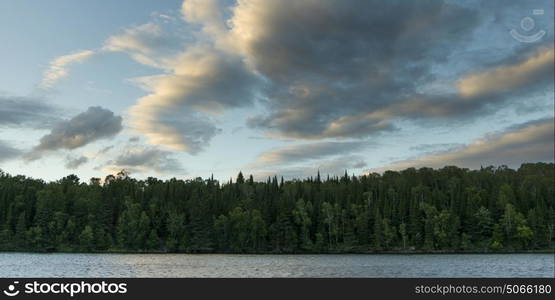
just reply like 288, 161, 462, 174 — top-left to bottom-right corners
79, 226, 94, 252
0, 163, 552, 253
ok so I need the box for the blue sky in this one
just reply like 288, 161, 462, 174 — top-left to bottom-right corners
0, 0, 553, 183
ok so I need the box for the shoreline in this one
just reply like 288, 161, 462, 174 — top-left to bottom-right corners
1, 249, 553, 255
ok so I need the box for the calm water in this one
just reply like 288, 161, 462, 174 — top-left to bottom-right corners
0, 253, 553, 277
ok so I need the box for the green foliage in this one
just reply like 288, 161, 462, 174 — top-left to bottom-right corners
146, 229, 160, 250
0, 163, 553, 253
293, 199, 312, 250
79, 226, 94, 252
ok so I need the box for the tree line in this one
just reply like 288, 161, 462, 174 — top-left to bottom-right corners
0, 163, 553, 253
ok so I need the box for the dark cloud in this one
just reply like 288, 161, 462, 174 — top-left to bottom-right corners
0, 140, 20, 162
230, 0, 553, 139
102, 146, 185, 175
26, 106, 123, 160
64, 155, 88, 169
251, 43, 553, 139
235, 0, 481, 138
0, 95, 60, 128
372, 117, 554, 172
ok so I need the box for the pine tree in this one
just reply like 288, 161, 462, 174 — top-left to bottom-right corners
0, 163, 552, 253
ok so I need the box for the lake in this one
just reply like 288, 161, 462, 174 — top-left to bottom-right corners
0, 253, 552, 277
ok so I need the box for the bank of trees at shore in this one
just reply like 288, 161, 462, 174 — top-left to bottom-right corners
0, 163, 553, 253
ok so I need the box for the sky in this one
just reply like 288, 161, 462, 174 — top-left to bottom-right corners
0, 0, 553, 183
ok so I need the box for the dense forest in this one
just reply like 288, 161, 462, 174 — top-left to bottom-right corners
0, 163, 553, 253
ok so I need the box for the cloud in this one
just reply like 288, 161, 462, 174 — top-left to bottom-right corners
131, 46, 261, 113
98, 145, 115, 154
130, 0, 480, 150
457, 47, 554, 98
181, 0, 227, 37
249, 141, 369, 179
0, 140, 20, 162
128, 102, 221, 154
252, 155, 367, 180
64, 155, 89, 169
127, 45, 260, 153
39, 50, 96, 89
99, 7, 260, 154
371, 117, 554, 172
255, 141, 369, 166
303, 45, 554, 138
0, 95, 61, 128
101, 145, 185, 175
56, 0, 552, 159
103, 22, 186, 69
409, 143, 464, 154
26, 106, 123, 160
222, 0, 552, 140
229, 0, 480, 139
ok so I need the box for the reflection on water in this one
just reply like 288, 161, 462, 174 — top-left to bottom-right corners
0, 253, 553, 277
